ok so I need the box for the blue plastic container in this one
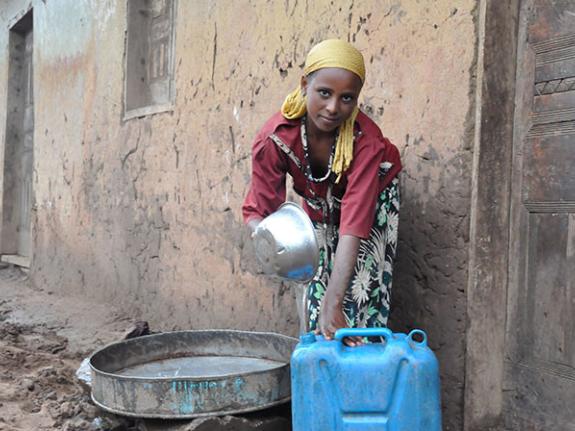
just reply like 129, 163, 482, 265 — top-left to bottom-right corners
291, 327, 441, 431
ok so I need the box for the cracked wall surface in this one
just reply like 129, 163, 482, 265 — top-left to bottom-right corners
0, 1, 478, 429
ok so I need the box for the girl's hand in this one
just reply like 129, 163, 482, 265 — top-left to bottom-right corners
316, 234, 363, 347
317, 292, 362, 347
247, 218, 263, 236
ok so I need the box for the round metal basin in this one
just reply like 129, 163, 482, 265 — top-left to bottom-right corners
89, 330, 297, 418
253, 202, 320, 282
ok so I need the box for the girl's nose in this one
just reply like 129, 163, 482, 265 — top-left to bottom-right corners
326, 98, 338, 115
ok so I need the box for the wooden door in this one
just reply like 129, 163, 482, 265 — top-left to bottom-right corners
505, 1, 575, 429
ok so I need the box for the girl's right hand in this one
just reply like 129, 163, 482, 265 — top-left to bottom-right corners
317, 293, 362, 347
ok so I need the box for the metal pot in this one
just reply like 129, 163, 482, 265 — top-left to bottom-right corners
253, 202, 319, 283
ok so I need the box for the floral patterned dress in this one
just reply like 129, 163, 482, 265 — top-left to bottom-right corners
307, 177, 400, 331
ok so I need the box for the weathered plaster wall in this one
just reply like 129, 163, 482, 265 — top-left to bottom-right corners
0, 1, 478, 429
382, 3, 479, 430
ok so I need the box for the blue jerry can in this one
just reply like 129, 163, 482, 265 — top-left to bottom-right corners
291, 327, 442, 431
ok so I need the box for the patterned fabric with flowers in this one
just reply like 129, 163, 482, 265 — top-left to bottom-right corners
307, 177, 400, 330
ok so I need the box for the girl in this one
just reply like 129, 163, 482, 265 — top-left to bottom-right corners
243, 39, 401, 344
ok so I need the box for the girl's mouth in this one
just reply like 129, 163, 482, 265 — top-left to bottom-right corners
320, 116, 340, 126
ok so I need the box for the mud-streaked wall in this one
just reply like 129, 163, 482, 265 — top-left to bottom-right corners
0, 1, 478, 428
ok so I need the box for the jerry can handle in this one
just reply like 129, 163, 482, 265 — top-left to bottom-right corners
334, 327, 393, 342
407, 329, 428, 347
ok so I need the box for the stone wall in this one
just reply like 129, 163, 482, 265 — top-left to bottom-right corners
0, 1, 479, 428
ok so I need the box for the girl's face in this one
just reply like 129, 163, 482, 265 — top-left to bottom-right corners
301, 67, 363, 135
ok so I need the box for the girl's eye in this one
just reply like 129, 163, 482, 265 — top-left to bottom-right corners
342, 95, 355, 103
318, 89, 330, 97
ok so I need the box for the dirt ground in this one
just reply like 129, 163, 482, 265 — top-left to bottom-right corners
0, 266, 291, 431
0, 265, 137, 430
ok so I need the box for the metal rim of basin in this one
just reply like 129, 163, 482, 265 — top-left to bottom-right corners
89, 329, 298, 419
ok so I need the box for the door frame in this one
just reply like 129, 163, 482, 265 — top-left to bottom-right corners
464, 1, 521, 430
0, 5, 34, 268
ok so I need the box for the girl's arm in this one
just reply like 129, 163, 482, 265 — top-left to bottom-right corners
318, 234, 362, 346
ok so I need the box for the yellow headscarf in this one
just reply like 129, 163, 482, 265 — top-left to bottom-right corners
281, 39, 365, 183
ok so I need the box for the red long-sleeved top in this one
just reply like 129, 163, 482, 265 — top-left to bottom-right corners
242, 111, 401, 239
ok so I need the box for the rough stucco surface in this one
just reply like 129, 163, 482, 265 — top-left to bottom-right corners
0, 1, 477, 429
